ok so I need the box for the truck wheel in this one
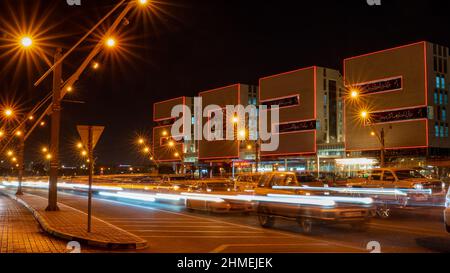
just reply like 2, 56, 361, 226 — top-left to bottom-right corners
258, 207, 275, 228
351, 221, 370, 232
298, 218, 313, 234
376, 207, 391, 219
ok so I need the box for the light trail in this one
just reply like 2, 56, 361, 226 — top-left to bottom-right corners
272, 186, 434, 196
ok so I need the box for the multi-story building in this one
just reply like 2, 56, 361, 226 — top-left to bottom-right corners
344, 41, 450, 167
152, 41, 450, 175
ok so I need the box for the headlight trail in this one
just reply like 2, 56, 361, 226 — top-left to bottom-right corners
271, 186, 434, 196
266, 193, 374, 205
181, 193, 337, 207
1, 181, 123, 192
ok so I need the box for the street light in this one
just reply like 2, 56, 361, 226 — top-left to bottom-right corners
42, 147, 48, 153
77, 142, 83, 149
20, 36, 33, 49
138, 138, 145, 145
7, 150, 14, 157
162, 131, 168, 136
143, 147, 150, 153
360, 111, 369, 120
92, 62, 100, 70
138, 0, 150, 5
4, 108, 14, 118
105, 37, 117, 48
350, 88, 360, 99
168, 140, 175, 147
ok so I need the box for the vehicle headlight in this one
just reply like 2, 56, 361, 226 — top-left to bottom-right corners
207, 188, 212, 192
173, 186, 180, 191
413, 184, 424, 190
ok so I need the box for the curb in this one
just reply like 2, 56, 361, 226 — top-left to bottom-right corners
0, 191, 148, 250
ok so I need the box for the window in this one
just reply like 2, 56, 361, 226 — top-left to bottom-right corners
443, 108, 447, 121
441, 77, 446, 90
435, 91, 439, 104
445, 60, 448, 74
434, 57, 438, 71
435, 124, 440, 137
258, 174, 272, 188
440, 93, 444, 105
441, 126, 445, 138
437, 76, 441, 89
383, 172, 396, 182
323, 79, 327, 90
445, 93, 449, 105
439, 58, 443, 72
446, 126, 449, 138
370, 171, 382, 181
270, 174, 288, 187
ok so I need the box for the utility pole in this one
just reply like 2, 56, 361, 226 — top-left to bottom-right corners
46, 48, 63, 212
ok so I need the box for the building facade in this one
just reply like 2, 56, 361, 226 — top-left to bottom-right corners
152, 41, 450, 175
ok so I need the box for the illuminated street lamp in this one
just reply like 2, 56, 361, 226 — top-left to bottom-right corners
143, 147, 150, 153
168, 140, 175, 147
7, 150, 14, 157
105, 37, 117, 48
3, 108, 14, 118
350, 88, 360, 99
77, 142, 83, 149
174, 152, 180, 157
162, 131, 168, 136
138, 0, 150, 5
20, 36, 33, 49
138, 138, 145, 145
46, 154, 52, 160
92, 62, 100, 70
360, 111, 369, 120
42, 147, 49, 153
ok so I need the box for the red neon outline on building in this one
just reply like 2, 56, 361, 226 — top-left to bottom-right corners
153, 96, 186, 122
259, 66, 318, 157
198, 84, 242, 161
347, 76, 404, 97
344, 41, 430, 151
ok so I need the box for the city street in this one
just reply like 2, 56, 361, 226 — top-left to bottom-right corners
6, 187, 449, 253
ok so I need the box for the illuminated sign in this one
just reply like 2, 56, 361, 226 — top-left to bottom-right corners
279, 120, 316, 134
262, 95, 300, 109
355, 76, 402, 95
369, 107, 427, 124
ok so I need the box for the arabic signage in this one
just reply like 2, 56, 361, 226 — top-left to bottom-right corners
370, 107, 428, 124
279, 120, 317, 134
356, 76, 402, 95
262, 95, 300, 109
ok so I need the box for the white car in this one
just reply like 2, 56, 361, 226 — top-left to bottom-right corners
445, 188, 450, 233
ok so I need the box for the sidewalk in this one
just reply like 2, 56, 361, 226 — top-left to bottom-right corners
0, 195, 67, 253
1, 191, 148, 250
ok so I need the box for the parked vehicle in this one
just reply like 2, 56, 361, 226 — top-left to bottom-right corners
254, 172, 374, 233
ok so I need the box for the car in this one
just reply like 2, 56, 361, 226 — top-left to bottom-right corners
445, 188, 450, 233
346, 168, 446, 216
185, 181, 254, 213
255, 172, 374, 233
234, 174, 262, 192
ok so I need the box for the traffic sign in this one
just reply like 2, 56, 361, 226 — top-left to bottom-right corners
77, 125, 105, 149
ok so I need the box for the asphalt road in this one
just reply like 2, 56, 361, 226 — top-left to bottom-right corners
12, 187, 450, 253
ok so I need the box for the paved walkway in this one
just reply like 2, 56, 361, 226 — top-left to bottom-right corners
0, 195, 67, 253
2, 192, 148, 250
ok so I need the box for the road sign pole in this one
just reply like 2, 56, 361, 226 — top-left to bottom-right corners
87, 126, 94, 233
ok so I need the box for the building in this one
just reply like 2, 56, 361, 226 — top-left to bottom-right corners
151, 41, 450, 175
344, 41, 450, 167
259, 66, 345, 172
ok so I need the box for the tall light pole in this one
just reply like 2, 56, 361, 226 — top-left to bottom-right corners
16, 128, 25, 196
46, 48, 63, 211
361, 111, 387, 168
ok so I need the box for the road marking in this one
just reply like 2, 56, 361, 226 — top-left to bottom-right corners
131, 230, 266, 233
210, 243, 330, 253
140, 235, 288, 238
38, 190, 367, 252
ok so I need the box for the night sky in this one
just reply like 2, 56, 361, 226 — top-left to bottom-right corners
0, 0, 449, 166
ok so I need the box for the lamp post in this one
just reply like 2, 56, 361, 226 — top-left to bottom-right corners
46, 48, 63, 212
360, 111, 387, 168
